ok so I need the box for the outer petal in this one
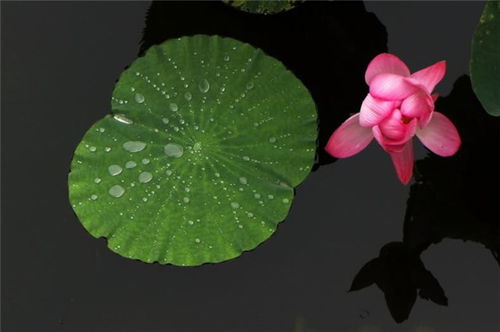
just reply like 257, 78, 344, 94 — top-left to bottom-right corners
416, 112, 461, 157
389, 141, 414, 185
400, 91, 434, 118
365, 53, 411, 85
369, 74, 420, 101
418, 110, 433, 128
359, 94, 396, 127
408, 61, 446, 94
325, 113, 373, 158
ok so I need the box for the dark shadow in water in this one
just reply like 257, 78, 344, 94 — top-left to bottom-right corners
140, 0, 387, 169
349, 75, 500, 323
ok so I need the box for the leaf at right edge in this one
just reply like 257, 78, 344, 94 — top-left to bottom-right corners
471, 0, 500, 116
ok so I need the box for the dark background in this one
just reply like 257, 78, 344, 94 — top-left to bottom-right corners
2, 1, 498, 331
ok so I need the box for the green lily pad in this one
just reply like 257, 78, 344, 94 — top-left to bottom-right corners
470, 0, 500, 116
68, 35, 317, 266
222, 0, 302, 15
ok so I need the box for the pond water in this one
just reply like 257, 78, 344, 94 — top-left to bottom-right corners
3, 1, 499, 331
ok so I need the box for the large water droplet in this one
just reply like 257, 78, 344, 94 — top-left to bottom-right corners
94, 178, 102, 184
113, 114, 133, 124
184, 92, 192, 101
109, 185, 125, 198
108, 165, 122, 176
239, 177, 247, 185
246, 82, 254, 90
125, 161, 137, 169
123, 141, 146, 153
162, 118, 169, 124
138, 171, 153, 183
269, 137, 277, 143
90, 194, 98, 200
169, 103, 178, 112
198, 79, 210, 93
164, 143, 184, 158
230, 202, 240, 209
134, 93, 145, 103
183, 197, 190, 203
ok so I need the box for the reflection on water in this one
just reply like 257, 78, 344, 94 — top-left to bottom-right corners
350, 76, 500, 323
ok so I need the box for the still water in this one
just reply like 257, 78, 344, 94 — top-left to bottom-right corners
3, 1, 499, 331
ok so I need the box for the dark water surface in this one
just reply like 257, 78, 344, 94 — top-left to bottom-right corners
3, 1, 499, 331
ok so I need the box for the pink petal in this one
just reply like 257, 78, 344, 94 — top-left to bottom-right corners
400, 91, 434, 118
389, 141, 414, 185
365, 53, 411, 85
372, 126, 411, 153
378, 109, 417, 142
416, 112, 461, 157
325, 113, 373, 158
418, 110, 433, 128
431, 93, 439, 102
408, 61, 446, 94
359, 94, 396, 127
369, 74, 420, 101
372, 125, 385, 146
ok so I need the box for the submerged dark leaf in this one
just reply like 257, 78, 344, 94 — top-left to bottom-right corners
349, 258, 380, 292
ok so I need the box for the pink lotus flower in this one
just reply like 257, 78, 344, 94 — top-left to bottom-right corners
325, 53, 461, 184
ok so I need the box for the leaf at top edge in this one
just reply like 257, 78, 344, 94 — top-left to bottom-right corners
470, 0, 500, 116
222, 0, 303, 15
68, 35, 317, 266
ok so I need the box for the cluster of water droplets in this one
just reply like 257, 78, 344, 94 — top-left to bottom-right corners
72, 38, 317, 262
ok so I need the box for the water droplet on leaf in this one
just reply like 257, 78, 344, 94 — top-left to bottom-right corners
134, 93, 145, 103
169, 103, 178, 112
164, 143, 184, 158
123, 141, 146, 153
125, 161, 137, 169
193, 142, 202, 152
198, 79, 210, 93
138, 171, 153, 183
108, 165, 122, 176
113, 114, 133, 124
109, 185, 125, 198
